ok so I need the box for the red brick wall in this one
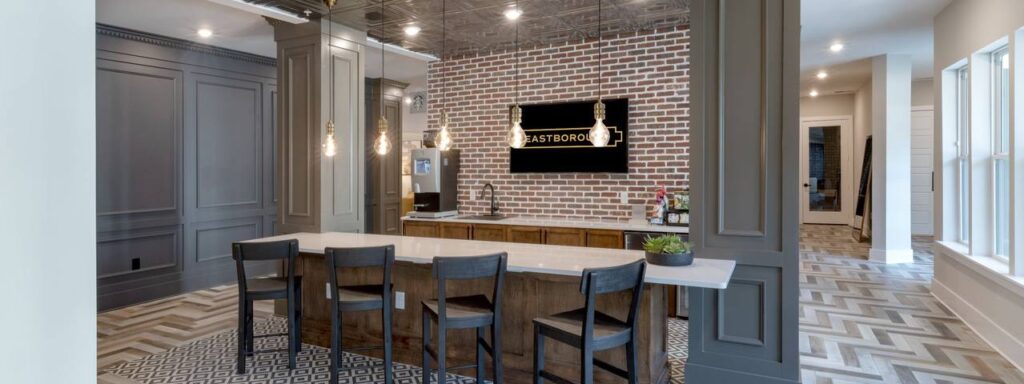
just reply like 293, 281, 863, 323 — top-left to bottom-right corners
427, 26, 689, 221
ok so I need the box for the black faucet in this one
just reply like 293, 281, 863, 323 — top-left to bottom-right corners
482, 183, 499, 216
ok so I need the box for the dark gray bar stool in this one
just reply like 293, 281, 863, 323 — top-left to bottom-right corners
422, 253, 508, 384
231, 239, 302, 374
325, 245, 395, 384
532, 259, 647, 384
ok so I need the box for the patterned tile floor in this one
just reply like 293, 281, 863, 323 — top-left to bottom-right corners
98, 225, 1024, 383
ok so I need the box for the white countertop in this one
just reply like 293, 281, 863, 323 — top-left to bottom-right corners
401, 215, 690, 234
247, 232, 733, 289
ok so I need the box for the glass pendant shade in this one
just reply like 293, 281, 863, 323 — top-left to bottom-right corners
589, 101, 610, 147
435, 110, 454, 151
507, 105, 526, 148
373, 117, 391, 155
322, 120, 338, 157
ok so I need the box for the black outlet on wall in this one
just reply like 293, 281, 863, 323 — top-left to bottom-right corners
131, 258, 141, 271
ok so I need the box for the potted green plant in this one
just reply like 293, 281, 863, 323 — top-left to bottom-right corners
642, 234, 694, 266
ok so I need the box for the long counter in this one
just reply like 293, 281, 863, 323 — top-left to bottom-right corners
402, 215, 690, 234
253, 231, 732, 288
246, 232, 733, 383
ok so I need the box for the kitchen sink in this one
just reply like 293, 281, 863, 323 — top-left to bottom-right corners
457, 214, 510, 221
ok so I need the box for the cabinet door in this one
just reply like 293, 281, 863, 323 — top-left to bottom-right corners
439, 223, 472, 240
586, 229, 624, 249
544, 227, 585, 246
403, 221, 439, 238
507, 226, 544, 244
472, 224, 506, 242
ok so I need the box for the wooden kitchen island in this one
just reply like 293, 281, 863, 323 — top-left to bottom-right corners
247, 232, 734, 383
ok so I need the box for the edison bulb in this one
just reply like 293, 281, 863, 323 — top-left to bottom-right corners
373, 131, 391, 155
435, 126, 453, 151
590, 119, 610, 147
508, 121, 527, 148
322, 121, 338, 157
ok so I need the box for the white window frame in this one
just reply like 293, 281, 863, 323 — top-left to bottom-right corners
955, 66, 970, 245
992, 47, 1010, 260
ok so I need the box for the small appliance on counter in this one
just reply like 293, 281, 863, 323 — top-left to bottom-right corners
409, 148, 460, 219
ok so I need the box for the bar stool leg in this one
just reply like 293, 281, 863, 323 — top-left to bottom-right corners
236, 295, 246, 374
580, 345, 593, 384
437, 322, 447, 384
295, 282, 303, 353
245, 300, 254, 356
492, 322, 503, 384
626, 338, 638, 384
475, 327, 485, 382
330, 310, 341, 384
287, 291, 297, 369
532, 325, 544, 384
383, 306, 393, 384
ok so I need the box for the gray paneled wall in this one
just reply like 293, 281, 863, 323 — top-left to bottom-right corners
96, 25, 278, 310
686, 0, 801, 383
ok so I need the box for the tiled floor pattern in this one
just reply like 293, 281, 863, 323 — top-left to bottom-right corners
98, 225, 1024, 383
799, 224, 1024, 383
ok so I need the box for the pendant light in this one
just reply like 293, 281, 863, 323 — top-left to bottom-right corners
506, 0, 526, 149
589, 0, 610, 147
434, 0, 454, 151
372, 0, 392, 155
321, 0, 338, 157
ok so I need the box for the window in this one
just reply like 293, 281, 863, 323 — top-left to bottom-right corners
992, 48, 1010, 258
956, 66, 970, 244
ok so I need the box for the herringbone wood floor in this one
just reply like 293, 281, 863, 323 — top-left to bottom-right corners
97, 225, 1024, 383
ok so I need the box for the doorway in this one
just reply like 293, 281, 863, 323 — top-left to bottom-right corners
911, 106, 935, 235
800, 116, 854, 225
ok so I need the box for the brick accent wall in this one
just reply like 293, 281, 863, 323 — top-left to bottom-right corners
427, 26, 689, 221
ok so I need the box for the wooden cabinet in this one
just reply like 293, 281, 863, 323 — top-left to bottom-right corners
439, 222, 472, 240
472, 224, 506, 242
507, 226, 544, 244
543, 227, 586, 246
403, 221, 439, 238
585, 229, 624, 249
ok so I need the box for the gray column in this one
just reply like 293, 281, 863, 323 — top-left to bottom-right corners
686, 0, 801, 383
870, 54, 914, 263
272, 17, 366, 234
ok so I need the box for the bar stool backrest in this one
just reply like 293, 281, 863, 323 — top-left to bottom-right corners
325, 245, 395, 291
431, 253, 508, 319
580, 260, 647, 335
232, 239, 299, 292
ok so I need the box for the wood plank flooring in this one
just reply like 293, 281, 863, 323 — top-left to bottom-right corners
97, 225, 1024, 383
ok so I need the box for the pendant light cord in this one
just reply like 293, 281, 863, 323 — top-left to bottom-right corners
597, 0, 602, 101
441, 0, 447, 113
514, 0, 520, 106
327, 1, 334, 122
380, 0, 385, 121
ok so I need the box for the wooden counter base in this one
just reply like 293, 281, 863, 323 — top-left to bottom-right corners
293, 252, 669, 384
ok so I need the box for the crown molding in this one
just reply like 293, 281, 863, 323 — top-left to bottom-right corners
96, 24, 277, 67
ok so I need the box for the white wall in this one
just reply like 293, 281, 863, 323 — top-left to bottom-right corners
911, 78, 935, 106
0, 1, 96, 382
799, 93, 855, 117
870, 54, 914, 263
932, 0, 1024, 371
853, 80, 873, 195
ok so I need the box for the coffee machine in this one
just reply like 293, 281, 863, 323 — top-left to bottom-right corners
409, 148, 460, 218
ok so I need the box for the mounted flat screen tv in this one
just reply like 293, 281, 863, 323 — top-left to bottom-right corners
510, 98, 628, 173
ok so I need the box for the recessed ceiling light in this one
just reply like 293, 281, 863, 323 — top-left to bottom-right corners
816, 70, 828, 79
504, 7, 522, 21
404, 25, 421, 36
197, 28, 213, 38
829, 42, 844, 53
809, 90, 819, 97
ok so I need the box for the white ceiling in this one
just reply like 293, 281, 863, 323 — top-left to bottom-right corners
96, 0, 429, 83
800, 0, 952, 96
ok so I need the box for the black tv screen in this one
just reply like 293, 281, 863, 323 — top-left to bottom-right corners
509, 98, 628, 173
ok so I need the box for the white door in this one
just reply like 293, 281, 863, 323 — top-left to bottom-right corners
911, 107, 935, 235
800, 117, 854, 224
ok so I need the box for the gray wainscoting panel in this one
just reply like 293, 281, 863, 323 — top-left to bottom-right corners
686, 1, 800, 383
279, 45, 317, 232
194, 75, 262, 210
96, 25, 277, 310
96, 60, 181, 219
